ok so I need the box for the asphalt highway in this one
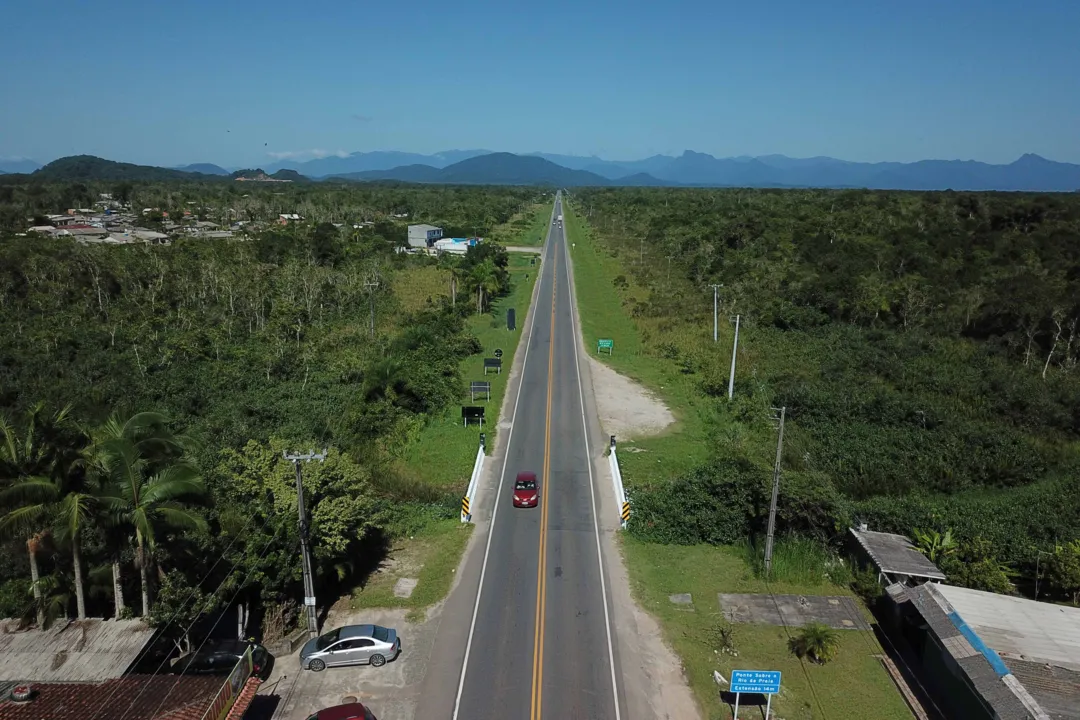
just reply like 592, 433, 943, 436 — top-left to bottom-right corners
452, 194, 622, 720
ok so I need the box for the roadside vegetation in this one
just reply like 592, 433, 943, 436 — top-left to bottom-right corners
564, 188, 1080, 718
0, 179, 543, 647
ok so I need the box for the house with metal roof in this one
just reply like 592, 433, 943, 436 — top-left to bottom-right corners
849, 525, 947, 587
884, 582, 1080, 720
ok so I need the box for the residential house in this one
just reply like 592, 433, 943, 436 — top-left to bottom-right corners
407, 223, 443, 249
0, 618, 260, 720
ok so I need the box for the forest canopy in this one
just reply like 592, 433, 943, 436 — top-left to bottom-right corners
571, 187, 1080, 597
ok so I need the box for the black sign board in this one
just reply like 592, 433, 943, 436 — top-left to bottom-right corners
507, 308, 516, 331
461, 406, 485, 426
470, 381, 491, 401
483, 358, 502, 374
494, 348, 503, 359
530, 257, 536, 265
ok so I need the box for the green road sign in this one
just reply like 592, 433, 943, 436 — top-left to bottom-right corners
597, 338, 613, 354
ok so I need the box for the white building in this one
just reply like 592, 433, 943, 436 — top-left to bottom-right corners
407, 223, 443, 249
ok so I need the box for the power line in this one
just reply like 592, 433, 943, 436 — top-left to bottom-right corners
86, 509, 266, 718
143, 530, 297, 720
284, 449, 326, 639
708, 284, 722, 343
764, 406, 786, 575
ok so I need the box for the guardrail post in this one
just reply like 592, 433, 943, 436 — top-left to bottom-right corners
461, 435, 486, 523
608, 436, 630, 529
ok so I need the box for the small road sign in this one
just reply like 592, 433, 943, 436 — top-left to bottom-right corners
494, 348, 503, 359
597, 338, 613, 355
730, 670, 781, 694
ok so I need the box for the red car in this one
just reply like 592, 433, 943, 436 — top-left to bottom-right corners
513, 471, 539, 508
305, 703, 377, 720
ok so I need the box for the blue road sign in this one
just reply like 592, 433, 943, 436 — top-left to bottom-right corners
730, 670, 781, 694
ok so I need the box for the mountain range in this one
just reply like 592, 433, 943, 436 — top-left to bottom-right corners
4, 151, 1080, 192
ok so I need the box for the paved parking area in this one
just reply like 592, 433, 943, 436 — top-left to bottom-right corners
253, 606, 441, 720
718, 593, 871, 631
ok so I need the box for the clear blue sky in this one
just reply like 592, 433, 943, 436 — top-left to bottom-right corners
2, 0, 1078, 167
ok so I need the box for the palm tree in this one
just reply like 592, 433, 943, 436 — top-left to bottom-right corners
468, 259, 500, 315
0, 403, 79, 625
87, 412, 207, 617
789, 622, 841, 664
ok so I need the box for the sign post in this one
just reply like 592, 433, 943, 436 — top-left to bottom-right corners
597, 338, 613, 355
730, 670, 781, 720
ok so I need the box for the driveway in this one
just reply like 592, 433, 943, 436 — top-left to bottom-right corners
256, 606, 439, 720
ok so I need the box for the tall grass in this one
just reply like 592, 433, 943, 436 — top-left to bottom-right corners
742, 536, 853, 587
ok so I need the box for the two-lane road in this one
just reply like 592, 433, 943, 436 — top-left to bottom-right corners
453, 194, 623, 720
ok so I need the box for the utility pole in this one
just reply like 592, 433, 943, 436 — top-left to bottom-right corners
764, 407, 786, 576
708, 284, 722, 342
666, 255, 674, 287
284, 449, 327, 639
728, 314, 740, 399
363, 274, 379, 338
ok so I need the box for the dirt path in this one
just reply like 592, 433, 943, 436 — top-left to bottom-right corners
587, 357, 675, 440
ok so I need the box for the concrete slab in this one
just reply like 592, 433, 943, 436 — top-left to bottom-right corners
718, 593, 871, 631
393, 578, 418, 599
669, 594, 693, 605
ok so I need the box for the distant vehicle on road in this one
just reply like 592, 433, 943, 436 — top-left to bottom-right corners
300, 624, 400, 671
170, 638, 274, 681
513, 471, 539, 508
305, 702, 378, 720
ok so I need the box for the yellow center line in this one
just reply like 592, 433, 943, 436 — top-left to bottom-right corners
531, 243, 558, 720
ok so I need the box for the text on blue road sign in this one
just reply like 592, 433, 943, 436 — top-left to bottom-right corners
730, 670, 782, 694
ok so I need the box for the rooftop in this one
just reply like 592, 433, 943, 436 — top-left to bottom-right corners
850, 527, 946, 581
898, 583, 1080, 720
0, 618, 156, 683
934, 583, 1080, 672
407, 223, 441, 231
0, 675, 226, 720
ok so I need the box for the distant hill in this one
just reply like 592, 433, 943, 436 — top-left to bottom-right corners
570, 150, 1080, 191
267, 150, 492, 177
229, 168, 307, 182
0, 158, 41, 174
328, 153, 620, 187
32, 155, 217, 181
174, 163, 229, 175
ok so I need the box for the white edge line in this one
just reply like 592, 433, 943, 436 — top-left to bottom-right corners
451, 197, 557, 720
562, 197, 624, 720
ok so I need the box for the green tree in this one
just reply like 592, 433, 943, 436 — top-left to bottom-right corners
88, 412, 206, 617
1046, 541, 1080, 605
940, 537, 1015, 594
0, 403, 81, 625
789, 622, 841, 664
468, 258, 500, 315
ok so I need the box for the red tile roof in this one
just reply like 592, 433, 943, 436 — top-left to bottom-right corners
0, 675, 224, 720
225, 677, 262, 720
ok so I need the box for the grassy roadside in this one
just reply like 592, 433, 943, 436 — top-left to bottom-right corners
351, 248, 539, 618
564, 201, 913, 719
563, 203, 711, 485
490, 199, 553, 247
399, 252, 539, 488
622, 537, 913, 720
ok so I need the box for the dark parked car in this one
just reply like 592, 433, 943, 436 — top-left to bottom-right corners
170, 638, 274, 681
305, 703, 377, 720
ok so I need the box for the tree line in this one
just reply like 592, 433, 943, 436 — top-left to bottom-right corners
0, 183, 528, 637
569, 187, 1080, 601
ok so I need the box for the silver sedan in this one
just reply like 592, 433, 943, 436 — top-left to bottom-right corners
299, 624, 400, 671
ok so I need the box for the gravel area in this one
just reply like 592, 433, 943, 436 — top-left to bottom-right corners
588, 357, 675, 439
